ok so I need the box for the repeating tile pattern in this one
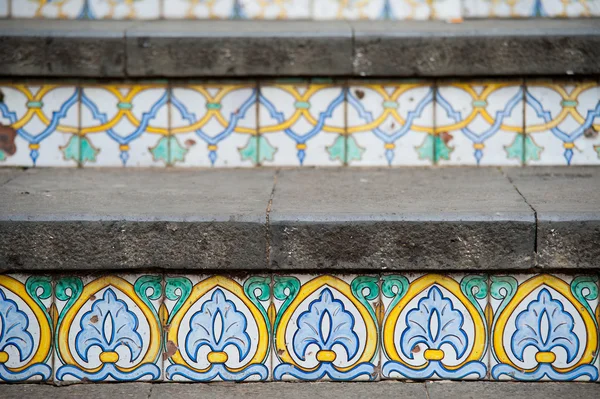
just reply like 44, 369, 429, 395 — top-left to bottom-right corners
272, 274, 380, 381
240, 0, 311, 18
80, 83, 169, 167
436, 82, 524, 166
258, 80, 346, 166
163, 0, 238, 19
163, 275, 271, 381
312, 0, 461, 19
0, 274, 53, 382
53, 274, 163, 382
1, 80, 599, 167
463, 0, 600, 17
11, 0, 160, 19
170, 83, 258, 167
525, 81, 600, 165
0, 84, 79, 167
381, 273, 489, 380
490, 274, 599, 381
347, 81, 435, 166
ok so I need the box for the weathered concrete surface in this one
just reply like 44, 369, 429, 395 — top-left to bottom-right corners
0, 168, 275, 271
504, 166, 600, 269
425, 381, 600, 399
269, 168, 535, 271
0, 383, 152, 399
1, 19, 599, 77
0, 20, 129, 77
126, 21, 353, 77
352, 20, 600, 77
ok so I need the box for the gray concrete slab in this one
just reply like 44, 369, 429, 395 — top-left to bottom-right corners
0, 168, 24, 186
426, 381, 600, 399
0, 168, 276, 271
503, 166, 600, 269
0, 383, 152, 399
269, 168, 535, 271
126, 21, 353, 77
352, 19, 600, 77
0, 19, 131, 77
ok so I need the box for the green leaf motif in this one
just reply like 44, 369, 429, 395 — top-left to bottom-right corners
415, 134, 435, 162
524, 135, 543, 163
25, 275, 53, 331
54, 277, 83, 363
594, 145, 600, 159
351, 276, 379, 361
61, 135, 100, 164
244, 277, 272, 359
272, 275, 300, 356
239, 136, 274, 165
571, 276, 599, 324
165, 277, 193, 325
326, 134, 348, 163
435, 135, 453, 161
381, 275, 409, 320
0, 150, 6, 162
150, 136, 188, 165
489, 275, 517, 362
504, 134, 524, 161
460, 275, 488, 348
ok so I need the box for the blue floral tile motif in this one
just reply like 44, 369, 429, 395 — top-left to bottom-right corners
490, 274, 599, 381
53, 274, 163, 382
272, 275, 379, 381
11, 0, 160, 19
381, 273, 489, 380
0, 274, 53, 382
163, 275, 271, 382
463, 0, 600, 17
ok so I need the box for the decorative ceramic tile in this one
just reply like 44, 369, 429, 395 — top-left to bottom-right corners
163, 275, 271, 382
259, 80, 346, 166
239, 0, 311, 18
490, 274, 599, 381
436, 82, 524, 165
0, 84, 79, 167
272, 274, 379, 381
11, 0, 160, 19
80, 84, 169, 167
313, 0, 390, 19
347, 82, 435, 166
525, 81, 600, 165
0, 274, 53, 382
53, 274, 163, 382
170, 83, 258, 167
381, 273, 489, 380
163, 0, 237, 19
463, 0, 600, 17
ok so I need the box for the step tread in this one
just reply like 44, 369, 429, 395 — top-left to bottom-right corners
0, 167, 598, 272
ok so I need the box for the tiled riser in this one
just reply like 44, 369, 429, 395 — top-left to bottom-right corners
0, 273, 598, 383
1, 80, 599, 167
2, 0, 600, 19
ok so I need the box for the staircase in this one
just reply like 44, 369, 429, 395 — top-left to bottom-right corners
0, 1, 599, 397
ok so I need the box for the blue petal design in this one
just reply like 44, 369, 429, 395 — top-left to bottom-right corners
185, 289, 251, 362
56, 363, 160, 382
511, 288, 579, 363
0, 290, 34, 362
0, 363, 52, 382
166, 363, 268, 382
400, 286, 468, 359
292, 288, 359, 361
273, 362, 376, 381
491, 363, 598, 382
75, 289, 143, 363
382, 360, 487, 380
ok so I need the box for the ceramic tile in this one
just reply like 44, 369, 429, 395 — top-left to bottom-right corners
0, 84, 79, 167
53, 274, 163, 382
170, 83, 258, 167
347, 82, 435, 166
0, 274, 53, 382
381, 273, 489, 380
163, 0, 237, 19
436, 82, 524, 165
490, 274, 599, 382
525, 81, 600, 165
313, 0, 390, 19
258, 80, 346, 166
163, 275, 271, 382
272, 274, 379, 381
239, 0, 311, 18
463, 0, 600, 17
80, 84, 169, 167
11, 0, 160, 19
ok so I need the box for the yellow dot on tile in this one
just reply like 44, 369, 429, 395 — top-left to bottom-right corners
99, 351, 120, 363
316, 350, 336, 362
208, 145, 218, 151
207, 351, 229, 364
0, 351, 9, 363
296, 143, 307, 150
119, 145, 130, 151
424, 349, 444, 361
29, 144, 40, 150
563, 142, 575, 149
535, 351, 556, 364
384, 143, 396, 150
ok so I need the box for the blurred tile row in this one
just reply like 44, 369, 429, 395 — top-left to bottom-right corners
0, 273, 598, 383
1, 0, 599, 19
0, 80, 599, 167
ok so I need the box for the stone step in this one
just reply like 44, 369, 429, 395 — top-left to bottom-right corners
1, 382, 599, 399
1, 19, 599, 78
1, 166, 598, 272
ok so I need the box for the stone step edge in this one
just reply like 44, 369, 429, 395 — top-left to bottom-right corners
0, 19, 599, 78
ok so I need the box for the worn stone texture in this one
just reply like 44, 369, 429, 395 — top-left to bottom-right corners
504, 166, 600, 269
0, 20, 128, 77
126, 21, 353, 77
425, 381, 600, 399
269, 168, 535, 271
352, 20, 600, 77
0, 168, 275, 271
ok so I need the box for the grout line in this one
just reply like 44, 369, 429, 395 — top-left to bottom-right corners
265, 169, 280, 268
424, 381, 431, 399
147, 383, 153, 399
